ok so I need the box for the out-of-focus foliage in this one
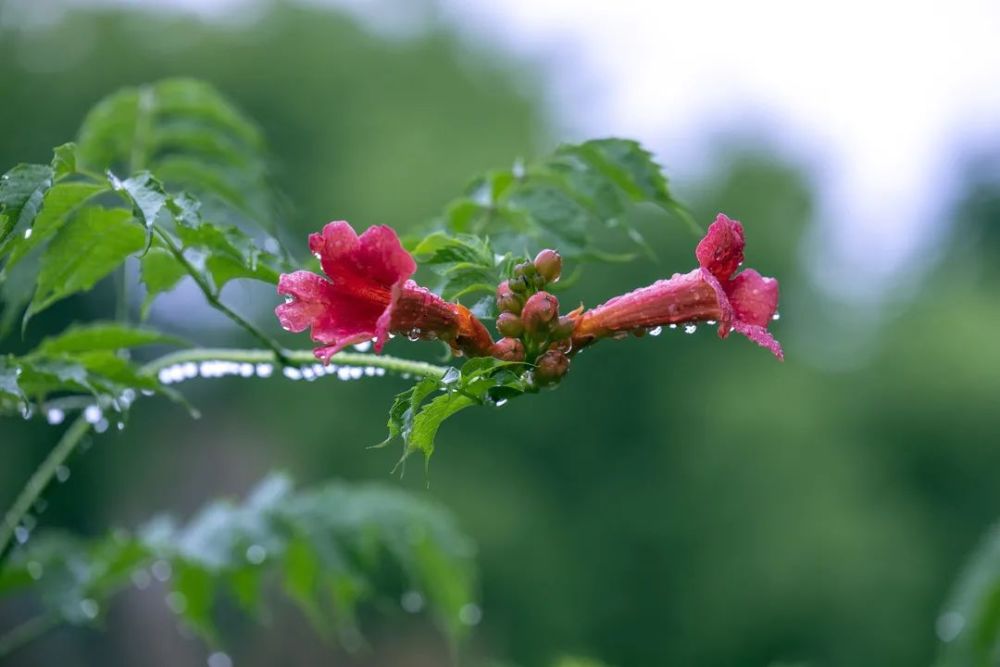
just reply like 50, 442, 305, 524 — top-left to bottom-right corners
0, 474, 476, 654
935, 522, 1000, 667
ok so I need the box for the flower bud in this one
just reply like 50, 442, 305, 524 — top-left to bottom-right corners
533, 349, 570, 386
491, 337, 526, 362
496, 280, 523, 314
496, 312, 524, 338
533, 249, 562, 284
521, 291, 559, 335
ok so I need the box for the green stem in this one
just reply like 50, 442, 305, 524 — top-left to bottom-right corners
142, 347, 448, 381
152, 228, 291, 365
0, 416, 90, 565
0, 611, 61, 658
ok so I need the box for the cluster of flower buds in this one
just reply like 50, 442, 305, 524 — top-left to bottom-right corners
490, 249, 576, 387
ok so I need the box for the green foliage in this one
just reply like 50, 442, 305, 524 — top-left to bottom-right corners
382, 358, 529, 464
414, 138, 691, 316
935, 522, 1000, 667
0, 322, 185, 416
0, 474, 477, 652
76, 78, 274, 228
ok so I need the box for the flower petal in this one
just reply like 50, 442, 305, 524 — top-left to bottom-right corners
695, 213, 745, 281
276, 270, 383, 362
732, 321, 784, 360
310, 221, 415, 290
275, 271, 337, 333
725, 268, 779, 328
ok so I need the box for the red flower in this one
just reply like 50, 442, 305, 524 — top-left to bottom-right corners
572, 214, 783, 359
276, 221, 493, 361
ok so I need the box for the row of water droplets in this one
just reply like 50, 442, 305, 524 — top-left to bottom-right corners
157, 342, 386, 387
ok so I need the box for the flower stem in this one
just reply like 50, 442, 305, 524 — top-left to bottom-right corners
141, 347, 449, 380
0, 415, 90, 565
0, 611, 61, 658
152, 227, 292, 365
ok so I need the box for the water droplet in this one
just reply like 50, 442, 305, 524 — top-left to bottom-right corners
55, 465, 71, 483
27, 561, 43, 580
151, 559, 172, 582
19, 402, 33, 419
459, 603, 482, 626
83, 405, 103, 424
121, 389, 137, 405
165, 591, 187, 614
407, 328, 422, 341
772, 312, 781, 321
245, 544, 267, 565
669, 324, 678, 329
349, 367, 363, 380
337, 367, 352, 381
648, 326, 663, 337
937, 611, 964, 642
684, 324, 697, 334
94, 418, 109, 434
32, 498, 48, 513
46, 408, 65, 425
282, 367, 302, 380
352, 340, 372, 352
14, 525, 30, 544
207, 652, 233, 667
401, 590, 425, 613
80, 598, 99, 620
131, 569, 152, 590
23, 228, 32, 239
493, 398, 508, 408
706, 320, 717, 325
141, 389, 155, 397
239, 363, 254, 378
255, 363, 273, 378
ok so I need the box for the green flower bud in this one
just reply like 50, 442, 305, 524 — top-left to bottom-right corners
533, 249, 562, 284
496, 312, 524, 338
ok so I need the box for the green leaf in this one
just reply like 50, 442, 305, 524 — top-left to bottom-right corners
383, 359, 529, 464
51, 143, 79, 180
140, 246, 187, 317
4, 182, 108, 270
28, 207, 145, 318
36, 322, 186, 355
0, 356, 25, 402
1, 474, 477, 651
76, 78, 276, 230
0, 164, 53, 250
110, 171, 167, 228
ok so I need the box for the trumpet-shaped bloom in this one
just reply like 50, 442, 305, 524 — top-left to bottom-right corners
276, 221, 493, 361
572, 214, 783, 359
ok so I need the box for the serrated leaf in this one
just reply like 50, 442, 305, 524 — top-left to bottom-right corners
140, 246, 187, 317
36, 322, 186, 355
0, 356, 25, 401
4, 182, 108, 270
51, 143, 78, 180
28, 207, 145, 318
110, 171, 167, 228
0, 474, 477, 651
76, 78, 277, 231
0, 164, 53, 251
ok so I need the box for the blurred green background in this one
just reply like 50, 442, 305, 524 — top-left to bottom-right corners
2, 1, 999, 666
